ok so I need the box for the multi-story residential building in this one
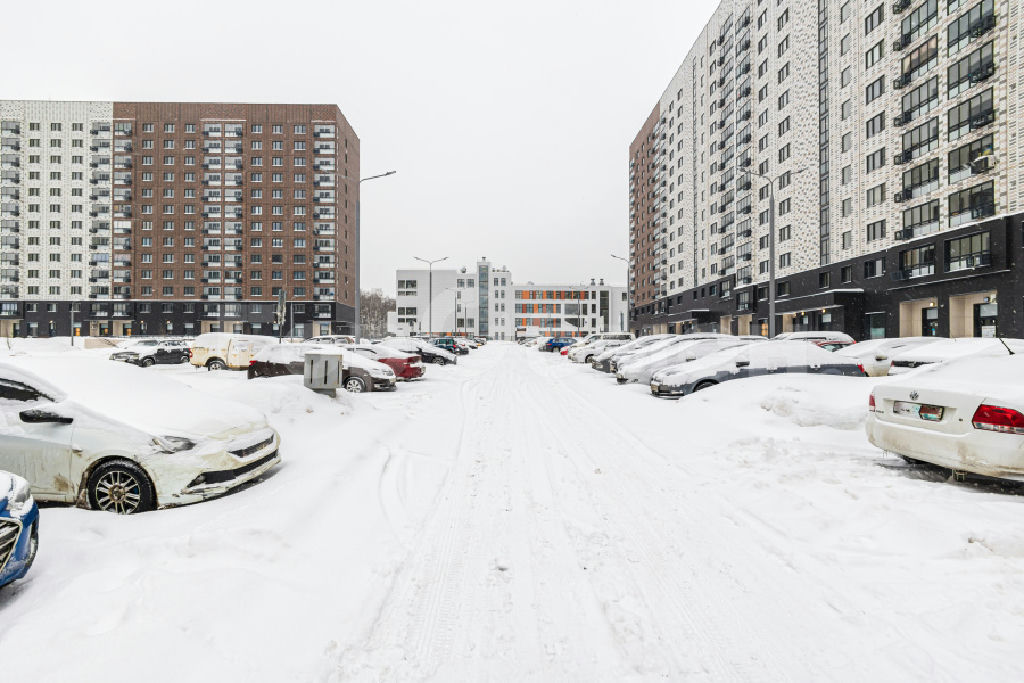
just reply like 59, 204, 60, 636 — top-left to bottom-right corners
513, 280, 629, 338
0, 100, 359, 338
393, 258, 514, 339
391, 259, 627, 340
629, 0, 1022, 340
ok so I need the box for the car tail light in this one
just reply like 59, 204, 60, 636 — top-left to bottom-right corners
858, 363, 867, 376
249, 359, 256, 366
971, 405, 1024, 435
868, 393, 876, 410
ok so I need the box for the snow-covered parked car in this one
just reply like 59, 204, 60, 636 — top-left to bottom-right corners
381, 337, 457, 366
649, 340, 865, 397
567, 338, 630, 364
0, 470, 39, 588
344, 344, 423, 380
247, 344, 396, 392
866, 353, 1024, 480
616, 336, 762, 385
773, 331, 856, 344
109, 338, 191, 367
888, 337, 1024, 375
834, 337, 943, 377
591, 334, 677, 372
0, 357, 281, 514
189, 333, 277, 371
601, 334, 728, 374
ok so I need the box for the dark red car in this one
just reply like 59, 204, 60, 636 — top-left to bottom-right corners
344, 344, 424, 380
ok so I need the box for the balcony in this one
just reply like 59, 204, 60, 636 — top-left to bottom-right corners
314, 146, 335, 155
0, 123, 19, 134
893, 0, 911, 12
1, 155, 19, 167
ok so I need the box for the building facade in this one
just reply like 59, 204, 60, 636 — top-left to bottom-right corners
629, 0, 1022, 339
391, 260, 627, 340
393, 258, 515, 339
0, 100, 358, 338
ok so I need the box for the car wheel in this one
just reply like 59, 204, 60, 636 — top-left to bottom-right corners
693, 380, 718, 392
87, 460, 155, 514
344, 376, 367, 393
139, 357, 155, 368
207, 359, 226, 371
584, 355, 594, 363
22, 521, 38, 572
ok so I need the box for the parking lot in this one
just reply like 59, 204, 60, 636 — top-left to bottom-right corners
2, 340, 1024, 681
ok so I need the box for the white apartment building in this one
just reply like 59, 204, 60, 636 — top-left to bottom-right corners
0, 101, 113, 335
391, 259, 627, 340
393, 258, 514, 339
630, 0, 1024, 339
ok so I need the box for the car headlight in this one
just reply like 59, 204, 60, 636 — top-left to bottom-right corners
370, 367, 394, 378
152, 435, 196, 453
6, 478, 34, 517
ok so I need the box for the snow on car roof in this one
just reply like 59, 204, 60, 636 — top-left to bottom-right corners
773, 331, 855, 342
252, 343, 344, 364
890, 337, 1024, 363
192, 333, 278, 347
0, 356, 263, 437
658, 339, 858, 380
834, 337, 941, 359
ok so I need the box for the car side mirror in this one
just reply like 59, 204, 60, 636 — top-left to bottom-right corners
735, 360, 750, 368
874, 355, 888, 362
20, 408, 74, 424
685, 355, 697, 362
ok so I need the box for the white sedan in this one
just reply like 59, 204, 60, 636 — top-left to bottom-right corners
616, 337, 760, 385
834, 337, 943, 377
867, 353, 1024, 480
0, 357, 280, 514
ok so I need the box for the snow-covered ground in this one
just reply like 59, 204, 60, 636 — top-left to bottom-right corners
2, 341, 1024, 681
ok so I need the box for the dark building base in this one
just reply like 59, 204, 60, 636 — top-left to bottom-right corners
0, 300, 355, 339
630, 213, 1024, 341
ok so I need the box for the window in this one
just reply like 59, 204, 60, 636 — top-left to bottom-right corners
864, 258, 884, 278
945, 231, 991, 271
903, 158, 940, 195
841, 100, 852, 120
865, 40, 885, 69
947, 42, 994, 98
947, 180, 994, 226
901, 36, 939, 81
841, 165, 853, 185
841, 34, 851, 55
898, 245, 935, 279
902, 0, 939, 43
865, 113, 885, 139
841, 68, 851, 87
867, 219, 886, 241
778, 144, 791, 162
840, 265, 853, 282
947, 133, 993, 183
865, 76, 885, 104
841, 133, 852, 153
777, 90, 789, 110
900, 77, 939, 122
901, 199, 940, 237
841, 1, 852, 22
777, 62, 790, 83
948, 0, 995, 56
841, 198, 853, 217
777, 35, 789, 58
865, 183, 886, 208
864, 4, 884, 34
947, 88, 992, 141
779, 253, 791, 268
902, 117, 939, 159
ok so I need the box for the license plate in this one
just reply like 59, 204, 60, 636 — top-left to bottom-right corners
893, 401, 944, 421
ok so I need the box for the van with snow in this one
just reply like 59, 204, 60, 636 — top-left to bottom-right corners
189, 333, 277, 371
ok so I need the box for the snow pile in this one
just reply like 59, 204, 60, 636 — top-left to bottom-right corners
186, 373, 355, 418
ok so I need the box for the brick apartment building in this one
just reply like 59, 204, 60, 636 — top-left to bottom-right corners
0, 100, 359, 338
629, 0, 1024, 340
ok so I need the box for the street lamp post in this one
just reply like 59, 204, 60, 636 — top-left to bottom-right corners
345, 171, 396, 340
743, 167, 806, 338
413, 256, 448, 336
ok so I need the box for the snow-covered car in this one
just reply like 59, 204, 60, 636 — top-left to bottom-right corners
109, 339, 191, 367
344, 344, 423, 380
0, 357, 281, 514
568, 338, 629, 364
773, 331, 856, 344
381, 337, 457, 366
649, 340, 865, 397
616, 336, 762, 385
888, 338, 1024, 375
305, 335, 357, 346
834, 337, 943, 377
601, 334, 728, 374
247, 344, 396, 392
0, 470, 39, 588
866, 353, 1024, 480
591, 334, 677, 372
189, 333, 277, 371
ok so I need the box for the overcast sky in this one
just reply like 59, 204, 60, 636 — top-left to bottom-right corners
6, 0, 715, 294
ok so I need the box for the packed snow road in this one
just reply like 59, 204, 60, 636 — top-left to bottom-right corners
2, 341, 1023, 682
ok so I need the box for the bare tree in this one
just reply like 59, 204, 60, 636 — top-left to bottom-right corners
360, 288, 396, 339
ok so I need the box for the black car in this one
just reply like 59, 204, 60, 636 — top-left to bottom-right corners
109, 339, 191, 367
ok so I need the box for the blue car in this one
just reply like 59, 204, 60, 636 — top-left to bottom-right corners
541, 337, 576, 352
0, 471, 39, 589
